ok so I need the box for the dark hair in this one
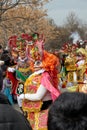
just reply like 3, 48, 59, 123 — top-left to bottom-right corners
0, 69, 3, 90
1, 53, 11, 66
48, 92, 87, 130
0, 45, 2, 49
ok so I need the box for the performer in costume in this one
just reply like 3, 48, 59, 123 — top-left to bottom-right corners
59, 43, 78, 91
7, 34, 32, 95
18, 33, 60, 130
76, 48, 87, 93
15, 36, 32, 80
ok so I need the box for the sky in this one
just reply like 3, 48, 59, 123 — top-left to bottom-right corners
45, 0, 87, 26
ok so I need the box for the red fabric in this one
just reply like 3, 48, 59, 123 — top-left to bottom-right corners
85, 69, 87, 74
6, 71, 18, 95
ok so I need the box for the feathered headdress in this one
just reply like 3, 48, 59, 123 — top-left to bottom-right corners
26, 33, 44, 62
27, 33, 59, 88
8, 35, 17, 50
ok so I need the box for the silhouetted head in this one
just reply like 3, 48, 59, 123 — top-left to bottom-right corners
48, 92, 87, 130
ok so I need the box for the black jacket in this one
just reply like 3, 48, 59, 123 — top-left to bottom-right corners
0, 92, 32, 130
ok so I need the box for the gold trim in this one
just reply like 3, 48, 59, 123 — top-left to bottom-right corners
35, 112, 39, 130
19, 67, 30, 72
38, 128, 47, 130
22, 101, 43, 112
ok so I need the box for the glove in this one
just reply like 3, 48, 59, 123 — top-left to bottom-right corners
19, 94, 25, 99
7, 67, 15, 72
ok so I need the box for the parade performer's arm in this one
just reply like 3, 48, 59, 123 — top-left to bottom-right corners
19, 72, 60, 101
19, 84, 47, 101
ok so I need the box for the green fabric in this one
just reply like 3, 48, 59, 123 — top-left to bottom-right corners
15, 70, 29, 82
60, 66, 67, 79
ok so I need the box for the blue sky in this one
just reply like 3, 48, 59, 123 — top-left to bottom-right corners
45, 0, 87, 26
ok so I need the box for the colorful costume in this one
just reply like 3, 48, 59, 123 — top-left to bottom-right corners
18, 33, 60, 130
59, 44, 87, 92
76, 48, 87, 92
7, 34, 32, 95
